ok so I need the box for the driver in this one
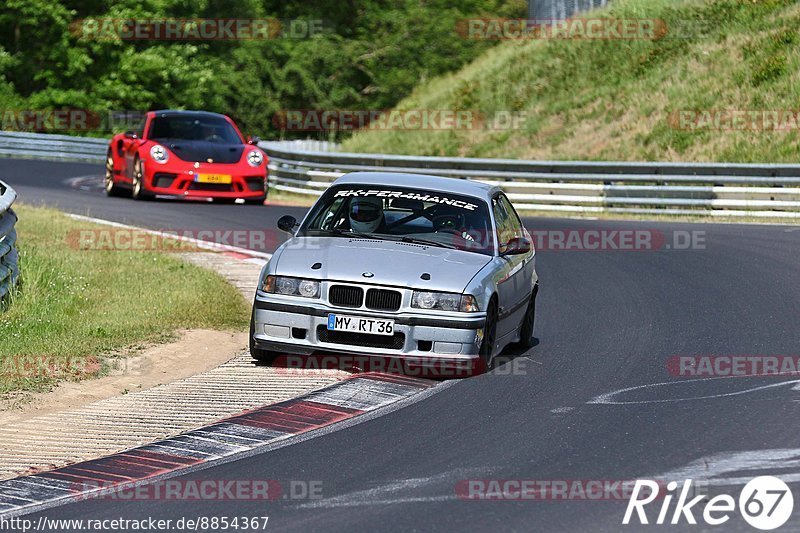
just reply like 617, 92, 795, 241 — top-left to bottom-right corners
200, 124, 219, 142
348, 197, 384, 233
433, 207, 476, 243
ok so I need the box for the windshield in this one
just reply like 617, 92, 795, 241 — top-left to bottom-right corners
148, 115, 242, 143
300, 185, 494, 256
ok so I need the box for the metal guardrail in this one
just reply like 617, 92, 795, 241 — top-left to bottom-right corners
0, 181, 19, 302
263, 142, 800, 218
2, 131, 800, 218
0, 131, 342, 164
0, 131, 106, 162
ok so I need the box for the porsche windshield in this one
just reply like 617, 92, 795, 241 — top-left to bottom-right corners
148, 115, 242, 144
301, 186, 494, 256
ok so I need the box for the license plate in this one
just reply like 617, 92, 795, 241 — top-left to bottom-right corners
327, 314, 395, 336
195, 173, 232, 184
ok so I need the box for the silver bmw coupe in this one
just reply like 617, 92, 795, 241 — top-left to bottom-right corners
250, 172, 538, 374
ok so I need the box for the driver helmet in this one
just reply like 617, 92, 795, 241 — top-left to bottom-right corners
349, 197, 384, 233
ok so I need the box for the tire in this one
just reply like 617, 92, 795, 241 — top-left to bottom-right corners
131, 157, 152, 200
518, 284, 538, 349
104, 150, 127, 197
249, 310, 279, 364
479, 298, 498, 371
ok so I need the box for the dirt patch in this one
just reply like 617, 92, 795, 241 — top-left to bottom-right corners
0, 329, 245, 427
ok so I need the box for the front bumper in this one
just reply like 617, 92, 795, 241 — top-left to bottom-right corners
252, 296, 486, 363
144, 162, 266, 199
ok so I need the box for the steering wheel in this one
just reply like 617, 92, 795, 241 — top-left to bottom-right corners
435, 227, 461, 235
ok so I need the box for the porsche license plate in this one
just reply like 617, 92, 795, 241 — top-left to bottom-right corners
195, 173, 232, 184
327, 314, 395, 336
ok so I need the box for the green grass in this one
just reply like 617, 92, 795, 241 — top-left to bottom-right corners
266, 188, 318, 207
0, 205, 249, 396
343, 0, 800, 163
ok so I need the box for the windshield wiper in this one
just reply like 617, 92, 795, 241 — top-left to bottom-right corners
399, 236, 456, 249
317, 228, 393, 241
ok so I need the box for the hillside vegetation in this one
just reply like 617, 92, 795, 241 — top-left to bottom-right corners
0, 0, 523, 139
343, 0, 800, 162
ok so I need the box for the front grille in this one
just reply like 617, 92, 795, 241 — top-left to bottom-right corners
329, 285, 363, 308
317, 326, 405, 350
188, 182, 234, 192
365, 289, 401, 311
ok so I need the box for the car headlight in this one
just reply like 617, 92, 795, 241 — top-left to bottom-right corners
150, 144, 169, 164
247, 150, 263, 167
411, 291, 479, 312
260, 275, 319, 298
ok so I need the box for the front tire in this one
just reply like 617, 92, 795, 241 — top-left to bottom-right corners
479, 298, 498, 371
131, 157, 152, 200
104, 150, 126, 197
518, 284, 538, 349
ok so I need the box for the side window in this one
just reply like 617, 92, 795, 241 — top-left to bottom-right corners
134, 118, 145, 139
499, 195, 524, 239
492, 196, 514, 250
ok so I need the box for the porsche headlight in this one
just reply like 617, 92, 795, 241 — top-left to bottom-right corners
411, 291, 479, 312
150, 144, 169, 164
260, 275, 319, 298
247, 150, 264, 167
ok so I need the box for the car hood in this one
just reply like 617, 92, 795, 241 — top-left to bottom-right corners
162, 141, 245, 164
274, 237, 491, 293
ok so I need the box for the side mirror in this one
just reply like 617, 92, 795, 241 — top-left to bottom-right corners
124, 131, 138, 140
501, 237, 531, 256
248, 136, 261, 145
277, 215, 298, 233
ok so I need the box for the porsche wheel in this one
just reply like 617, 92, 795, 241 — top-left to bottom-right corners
131, 157, 152, 200
104, 150, 126, 197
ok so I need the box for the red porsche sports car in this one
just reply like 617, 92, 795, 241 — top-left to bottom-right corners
105, 110, 268, 203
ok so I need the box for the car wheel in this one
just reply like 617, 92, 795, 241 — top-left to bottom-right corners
518, 284, 538, 349
249, 310, 279, 364
131, 157, 151, 201
104, 150, 126, 197
479, 298, 498, 371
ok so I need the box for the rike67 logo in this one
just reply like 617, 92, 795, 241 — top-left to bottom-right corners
624, 477, 794, 530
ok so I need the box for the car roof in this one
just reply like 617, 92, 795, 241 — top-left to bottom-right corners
150, 110, 228, 119
331, 172, 501, 202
